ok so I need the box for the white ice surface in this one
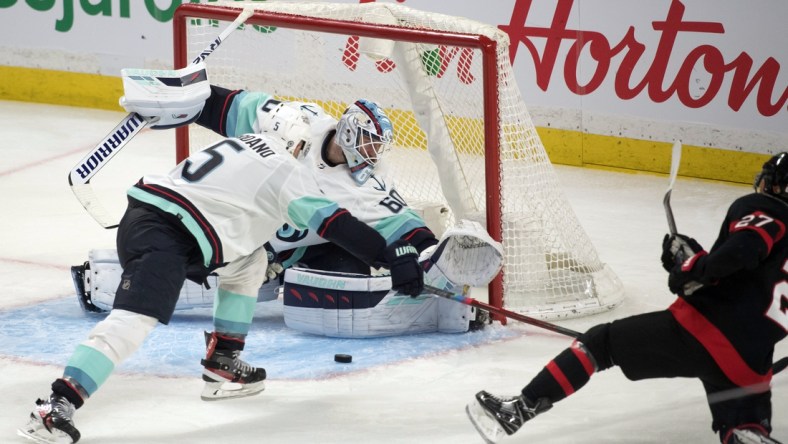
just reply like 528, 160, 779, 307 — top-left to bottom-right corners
0, 101, 785, 443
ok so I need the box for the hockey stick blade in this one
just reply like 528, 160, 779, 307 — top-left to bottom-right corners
664, 140, 682, 235
423, 285, 581, 338
67, 8, 254, 228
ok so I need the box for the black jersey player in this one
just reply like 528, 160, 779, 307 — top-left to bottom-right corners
467, 153, 788, 444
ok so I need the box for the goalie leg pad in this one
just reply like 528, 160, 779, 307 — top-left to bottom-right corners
436, 297, 472, 333
283, 268, 469, 338
85, 249, 124, 313
81, 249, 273, 315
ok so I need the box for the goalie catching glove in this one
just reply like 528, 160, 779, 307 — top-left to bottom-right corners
119, 62, 211, 129
383, 240, 423, 297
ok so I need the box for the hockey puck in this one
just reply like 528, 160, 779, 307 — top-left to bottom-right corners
334, 354, 352, 363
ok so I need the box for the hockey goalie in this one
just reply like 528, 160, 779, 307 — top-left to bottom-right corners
70, 62, 504, 337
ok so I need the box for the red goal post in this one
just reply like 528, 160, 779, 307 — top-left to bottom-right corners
172, 2, 624, 321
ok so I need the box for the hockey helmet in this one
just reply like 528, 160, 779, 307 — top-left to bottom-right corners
257, 102, 311, 160
335, 99, 393, 185
755, 152, 788, 200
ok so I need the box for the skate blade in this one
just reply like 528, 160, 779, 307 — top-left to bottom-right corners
465, 399, 507, 444
17, 424, 74, 444
201, 380, 266, 401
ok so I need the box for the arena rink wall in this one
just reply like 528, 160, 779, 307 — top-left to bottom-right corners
0, 0, 785, 184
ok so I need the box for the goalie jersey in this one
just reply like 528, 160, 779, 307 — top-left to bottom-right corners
128, 133, 349, 267
201, 88, 434, 262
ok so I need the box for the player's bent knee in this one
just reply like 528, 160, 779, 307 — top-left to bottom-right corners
83, 309, 158, 365
577, 323, 615, 371
215, 246, 268, 296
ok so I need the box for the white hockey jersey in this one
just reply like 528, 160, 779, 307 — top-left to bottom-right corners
225, 91, 428, 263
127, 133, 343, 267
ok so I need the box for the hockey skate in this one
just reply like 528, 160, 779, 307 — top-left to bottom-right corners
466, 390, 551, 444
469, 308, 491, 331
18, 395, 80, 444
200, 331, 266, 401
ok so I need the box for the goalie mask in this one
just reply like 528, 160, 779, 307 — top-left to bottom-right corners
335, 99, 394, 185
754, 152, 788, 201
256, 102, 311, 160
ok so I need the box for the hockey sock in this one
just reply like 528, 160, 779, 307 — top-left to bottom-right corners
51, 378, 86, 409
523, 340, 598, 403
206, 331, 246, 355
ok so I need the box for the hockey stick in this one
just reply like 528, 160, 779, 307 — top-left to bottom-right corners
706, 356, 788, 405
424, 285, 581, 338
67, 7, 254, 228
777, 356, 788, 375
664, 140, 683, 235
663, 140, 703, 294
426, 285, 788, 376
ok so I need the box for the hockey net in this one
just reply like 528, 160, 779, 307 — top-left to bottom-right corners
173, 1, 624, 320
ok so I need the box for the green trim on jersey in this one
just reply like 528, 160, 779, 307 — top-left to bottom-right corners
63, 344, 116, 396
127, 187, 215, 267
374, 210, 429, 243
282, 246, 308, 269
229, 91, 274, 137
213, 288, 257, 335
287, 196, 341, 231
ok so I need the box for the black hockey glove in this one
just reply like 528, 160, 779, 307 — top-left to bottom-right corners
263, 242, 284, 284
661, 233, 703, 272
668, 251, 708, 296
384, 240, 424, 297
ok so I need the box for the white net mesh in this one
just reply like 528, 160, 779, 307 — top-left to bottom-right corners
176, 1, 624, 319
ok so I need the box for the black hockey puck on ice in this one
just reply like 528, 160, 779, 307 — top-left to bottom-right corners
334, 354, 352, 363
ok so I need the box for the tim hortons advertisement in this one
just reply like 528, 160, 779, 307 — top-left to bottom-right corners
1, 0, 785, 144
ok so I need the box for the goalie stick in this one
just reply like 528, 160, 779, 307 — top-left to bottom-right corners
423, 285, 581, 338
67, 7, 254, 228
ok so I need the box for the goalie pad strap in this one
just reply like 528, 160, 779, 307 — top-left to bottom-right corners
283, 268, 391, 309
